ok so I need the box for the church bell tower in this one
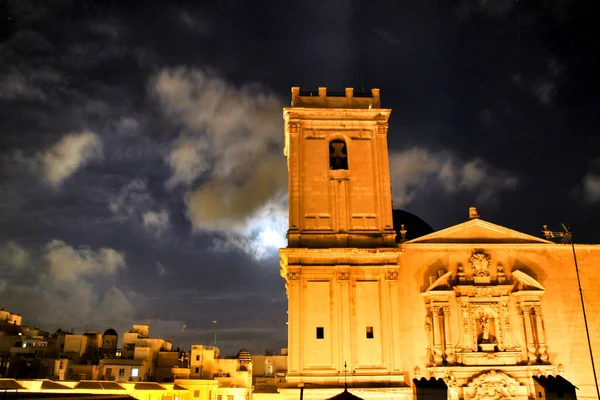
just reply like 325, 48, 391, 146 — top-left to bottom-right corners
283, 87, 396, 248
280, 88, 405, 393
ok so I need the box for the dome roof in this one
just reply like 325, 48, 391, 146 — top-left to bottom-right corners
103, 328, 118, 337
236, 348, 252, 362
392, 209, 435, 242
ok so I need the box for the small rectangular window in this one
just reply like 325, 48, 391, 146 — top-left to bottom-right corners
119, 368, 125, 376
209, 391, 212, 400
316, 327, 324, 339
366, 326, 374, 339
195, 367, 199, 373
196, 355, 200, 361
194, 390, 200, 398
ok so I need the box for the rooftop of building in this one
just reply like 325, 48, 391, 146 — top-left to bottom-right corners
290, 87, 381, 109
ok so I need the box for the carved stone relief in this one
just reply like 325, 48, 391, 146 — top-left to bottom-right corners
475, 286, 493, 297
337, 271, 349, 280
467, 370, 520, 400
470, 251, 491, 277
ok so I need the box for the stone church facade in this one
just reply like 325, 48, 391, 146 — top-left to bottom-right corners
278, 88, 600, 399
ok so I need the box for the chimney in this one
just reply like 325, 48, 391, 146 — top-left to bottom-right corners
469, 207, 479, 220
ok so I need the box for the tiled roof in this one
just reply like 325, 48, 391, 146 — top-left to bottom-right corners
101, 381, 127, 390
74, 381, 125, 390
41, 380, 72, 390
134, 383, 166, 390
0, 379, 26, 390
253, 385, 279, 393
533, 375, 578, 391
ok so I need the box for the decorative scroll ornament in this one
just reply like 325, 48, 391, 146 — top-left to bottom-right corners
468, 370, 519, 399
337, 271, 349, 280
386, 270, 399, 280
286, 271, 300, 280
475, 286, 493, 297
470, 252, 491, 277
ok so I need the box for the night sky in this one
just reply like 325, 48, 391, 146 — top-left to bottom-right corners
1, 0, 598, 355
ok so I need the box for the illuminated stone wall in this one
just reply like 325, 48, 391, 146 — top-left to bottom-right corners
280, 87, 600, 400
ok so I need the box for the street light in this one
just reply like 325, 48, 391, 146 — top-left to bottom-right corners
542, 224, 599, 398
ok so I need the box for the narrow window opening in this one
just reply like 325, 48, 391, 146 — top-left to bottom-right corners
366, 326, 374, 339
316, 327, 324, 339
329, 140, 348, 170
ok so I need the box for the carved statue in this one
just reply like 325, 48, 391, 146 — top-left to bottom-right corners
481, 318, 491, 342
446, 375, 459, 400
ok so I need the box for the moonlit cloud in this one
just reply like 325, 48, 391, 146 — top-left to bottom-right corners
0, 241, 30, 272
156, 261, 167, 276
0, 239, 135, 330
389, 148, 518, 207
110, 179, 154, 217
153, 68, 286, 259
583, 174, 600, 203
40, 131, 104, 188
143, 210, 170, 237
0, 66, 61, 101
44, 239, 126, 283
166, 136, 211, 188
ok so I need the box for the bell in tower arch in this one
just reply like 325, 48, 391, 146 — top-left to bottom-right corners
329, 139, 348, 170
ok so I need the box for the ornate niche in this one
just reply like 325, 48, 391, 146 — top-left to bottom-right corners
453, 251, 523, 366
421, 252, 551, 368
422, 269, 455, 366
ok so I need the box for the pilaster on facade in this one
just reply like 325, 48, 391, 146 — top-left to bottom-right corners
280, 247, 406, 387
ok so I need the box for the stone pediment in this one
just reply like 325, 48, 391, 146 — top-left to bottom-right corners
406, 219, 553, 244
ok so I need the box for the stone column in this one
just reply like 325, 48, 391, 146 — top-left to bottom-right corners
286, 270, 302, 373
534, 304, 549, 362
458, 302, 471, 351
287, 123, 300, 232
431, 306, 444, 365
342, 274, 353, 369
494, 304, 504, 351
424, 312, 434, 365
501, 302, 514, 350
443, 306, 455, 364
387, 271, 402, 371
521, 305, 537, 363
